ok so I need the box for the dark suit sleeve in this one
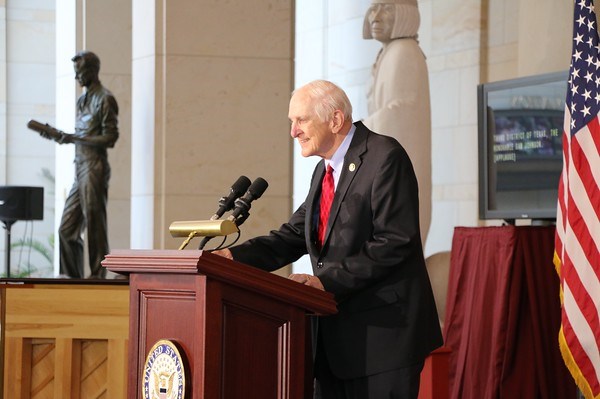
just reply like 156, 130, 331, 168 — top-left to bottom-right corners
318, 144, 423, 302
229, 202, 309, 272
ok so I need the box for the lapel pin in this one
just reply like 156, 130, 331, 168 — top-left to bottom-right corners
349, 163, 356, 172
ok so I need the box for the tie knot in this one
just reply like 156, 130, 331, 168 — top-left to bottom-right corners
326, 164, 334, 175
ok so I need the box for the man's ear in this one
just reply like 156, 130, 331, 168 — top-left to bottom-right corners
330, 110, 345, 133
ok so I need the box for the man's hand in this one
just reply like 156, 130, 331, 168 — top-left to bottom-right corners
57, 133, 74, 144
289, 273, 325, 291
41, 130, 72, 144
28, 120, 72, 144
38, 130, 52, 140
211, 248, 233, 260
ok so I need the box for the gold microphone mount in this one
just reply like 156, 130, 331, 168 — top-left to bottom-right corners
169, 219, 239, 250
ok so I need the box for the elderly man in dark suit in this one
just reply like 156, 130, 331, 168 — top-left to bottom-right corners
213, 79, 442, 398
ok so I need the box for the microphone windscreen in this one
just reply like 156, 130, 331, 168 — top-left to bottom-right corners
232, 175, 251, 195
248, 177, 269, 199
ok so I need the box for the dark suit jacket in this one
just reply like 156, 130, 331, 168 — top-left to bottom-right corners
230, 121, 443, 379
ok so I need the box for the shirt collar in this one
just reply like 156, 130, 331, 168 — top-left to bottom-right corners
324, 123, 356, 187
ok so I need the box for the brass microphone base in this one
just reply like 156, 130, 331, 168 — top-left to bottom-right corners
169, 219, 239, 238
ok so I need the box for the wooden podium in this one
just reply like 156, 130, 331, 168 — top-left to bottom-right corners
102, 249, 337, 399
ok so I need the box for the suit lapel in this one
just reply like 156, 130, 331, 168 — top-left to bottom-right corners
321, 122, 369, 249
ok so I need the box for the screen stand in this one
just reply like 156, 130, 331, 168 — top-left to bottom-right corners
1, 219, 16, 278
531, 219, 556, 226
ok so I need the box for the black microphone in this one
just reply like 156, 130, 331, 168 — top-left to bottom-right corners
228, 177, 269, 225
198, 176, 251, 250
210, 176, 251, 220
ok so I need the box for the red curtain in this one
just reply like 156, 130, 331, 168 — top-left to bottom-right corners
443, 226, 576, 398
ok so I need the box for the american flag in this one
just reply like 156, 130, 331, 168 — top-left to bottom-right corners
555, 0, 600, 397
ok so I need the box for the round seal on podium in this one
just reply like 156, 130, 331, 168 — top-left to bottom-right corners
142, 339, 186, 399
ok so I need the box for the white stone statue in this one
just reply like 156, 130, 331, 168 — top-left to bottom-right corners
362, 0, 432, 245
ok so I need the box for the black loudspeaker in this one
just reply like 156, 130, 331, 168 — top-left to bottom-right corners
0, 186, 44, 222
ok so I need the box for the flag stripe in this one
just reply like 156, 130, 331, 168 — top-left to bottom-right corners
563, 285, 600, 391
555, 122, 570, 265
561, 306, 600, 394
562, 229, 600, 349
567, 134, 600, 261
588, 117, 600, 155
571, 123, 600, 223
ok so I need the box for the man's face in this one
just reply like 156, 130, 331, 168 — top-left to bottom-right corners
73, 61, 95, 88
368, 3, 395, 43
288, 90, 336, 159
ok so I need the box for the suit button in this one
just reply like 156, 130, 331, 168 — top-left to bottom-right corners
317, 262, 323, 268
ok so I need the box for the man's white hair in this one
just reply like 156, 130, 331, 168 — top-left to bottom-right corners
295, 80, 353, 123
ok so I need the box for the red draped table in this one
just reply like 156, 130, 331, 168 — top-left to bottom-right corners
443, 226, 576, 398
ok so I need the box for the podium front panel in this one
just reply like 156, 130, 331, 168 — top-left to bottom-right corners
129, 272, 310, 398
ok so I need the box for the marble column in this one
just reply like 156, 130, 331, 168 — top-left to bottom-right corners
131, 0, 295, 253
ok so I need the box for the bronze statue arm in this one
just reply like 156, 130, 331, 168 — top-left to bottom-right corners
70, 132, 118, 148
27, 120, 75, 144
27, 119, 118, 147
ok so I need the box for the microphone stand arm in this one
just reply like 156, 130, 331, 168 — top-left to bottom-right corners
179, 231, 198, 250
198, 235, 213, 250
233, 212, 250, 227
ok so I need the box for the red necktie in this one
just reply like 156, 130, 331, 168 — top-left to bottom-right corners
318, 165, 334, 247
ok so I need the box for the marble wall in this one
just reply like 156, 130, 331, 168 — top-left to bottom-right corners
130, 0, 295, 253
0, 0, 56, 276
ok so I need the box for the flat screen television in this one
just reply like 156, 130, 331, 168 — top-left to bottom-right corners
478, 71, 568, 223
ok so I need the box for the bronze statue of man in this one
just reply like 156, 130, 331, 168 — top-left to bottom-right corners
40, 51, 119, 278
